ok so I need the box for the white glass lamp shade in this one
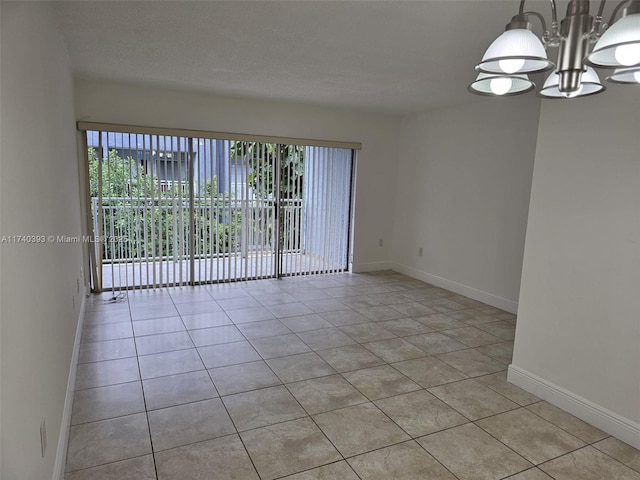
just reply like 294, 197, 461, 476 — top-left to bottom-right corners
587, 13, 640, 67
476, 29, 554, 74
468, 72, 535, 96
607, 66, 640, 83
537, 67, 605, 98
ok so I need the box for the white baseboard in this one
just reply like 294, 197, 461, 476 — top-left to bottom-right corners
53, 292, 87, 480
351, 261, 393, 273
391, 263, 518, 314
508, 364, 640, 450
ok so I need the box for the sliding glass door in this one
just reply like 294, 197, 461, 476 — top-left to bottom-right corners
82, 126, 355, 291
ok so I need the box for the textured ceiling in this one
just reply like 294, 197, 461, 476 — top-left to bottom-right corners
52, 0, 542, 114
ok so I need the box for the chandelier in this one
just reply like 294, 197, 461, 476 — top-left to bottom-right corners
469, 0, 640, 98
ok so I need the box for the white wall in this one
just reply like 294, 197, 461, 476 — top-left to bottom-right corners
75, 79, 401, 271
511, 84, 640, 447
392, 96, 541, 311
0, 3, 85, 479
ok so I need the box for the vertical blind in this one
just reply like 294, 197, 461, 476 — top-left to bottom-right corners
79, 123, 359, 292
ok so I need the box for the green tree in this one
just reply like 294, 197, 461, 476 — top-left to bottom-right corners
88, 148, 241, 261
230, 142, 304, 199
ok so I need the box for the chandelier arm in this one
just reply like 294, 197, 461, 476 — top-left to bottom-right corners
523, 11, 549, 33
608, 0, 632, 25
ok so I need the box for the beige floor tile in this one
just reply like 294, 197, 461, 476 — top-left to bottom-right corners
448, 295, 485, 308
316, 344, 386, 372
197, 341, 261, 368
135, 331, 194, 355
281, 461, 359, 479
540, 446, 640, 479
287, 374, 368, 414
280, 314, 334, 332
71, 279, 636, 480
222, 385, 308, 431
594, 437, 640, 473
359, 305, 405, 321
348, 441, 457, 480
71, 381, 145, 425
390, 302, 438, 317
206, 285, 251, 301
507, 468, 554, 479
82, 322, 133, 343
218, 296, 262, 311
338, 295, 382, 310
446, 309, 496, 325
526, 401, 608, 443
375, 390, 468, 437
404, 332, 468, 355
436, 348, 506, 376
267, 302, 314, 318
297, 327, 357, 350
362, 338, 427, 363
400, 289, 444, 302
250, 333, 312, 358
313, 403, 410, 457
343, 365, 421, 400
241, 417, 341, 480
130, 304, 178, 321
417, 423, 532, 480
368, 292, 412, 305
75, 357, 141, 390
353, 284, 393, 295
475, 371, 539, 405
304, 298, 351, 313
288, 289, 333, 302
339, 323, 396, 343
155, 434, 259, 480
142, 370, 218, 410
477, 305, 516, 321
186, 325, 244, 347
421, 298, 467, 313
320, 309, 370, 326
147, 398, 235, 451
209, 360, 281, 395
65, 455, 156, 480
132, 317, 185, 337
254, 292, 297, 306
414, 314, 467, 331
181, 311, 232, 330
66, 413, 151, 472
78, 338, 137, 364
84, 309, 131, 326
476, 320, 516, 340
476, 408, 585, 464
392, 356, 467, 388
474, 341, 514, 364
167, 288, 214, 304
428, 378, 518, 420
377, 318, 433, 336
440, 326, 502, 347
226, 306, 275, 323
267, 352, 337, 383
138, 348, 204, 379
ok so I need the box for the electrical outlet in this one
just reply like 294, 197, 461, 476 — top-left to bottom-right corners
378, 239, 384, 247
40, 419, 46, 458
419, 247, 423, 257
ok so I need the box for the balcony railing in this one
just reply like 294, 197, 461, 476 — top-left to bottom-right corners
91, 197, 303, 264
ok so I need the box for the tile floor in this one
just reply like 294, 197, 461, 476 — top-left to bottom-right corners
66, 271, 640, 480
